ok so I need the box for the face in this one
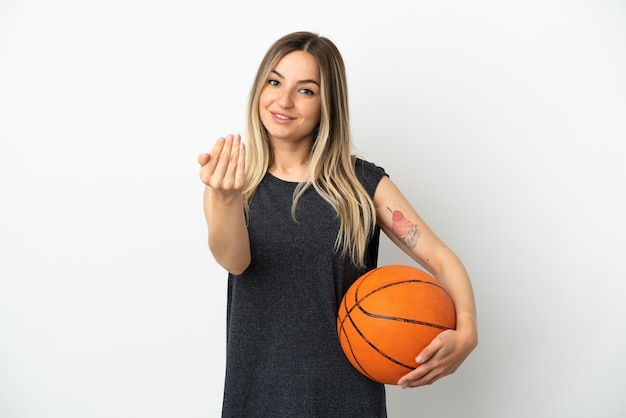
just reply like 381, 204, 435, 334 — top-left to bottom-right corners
259, 50, 322, 144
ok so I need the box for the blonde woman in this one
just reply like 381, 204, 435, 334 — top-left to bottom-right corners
198, 31, 477, 417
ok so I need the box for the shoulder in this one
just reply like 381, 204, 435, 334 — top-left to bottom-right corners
354, 157, 388, 197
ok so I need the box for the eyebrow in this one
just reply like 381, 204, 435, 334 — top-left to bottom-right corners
270, 70, 320, 87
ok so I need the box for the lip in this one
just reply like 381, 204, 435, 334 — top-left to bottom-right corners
270, 111, 296, 124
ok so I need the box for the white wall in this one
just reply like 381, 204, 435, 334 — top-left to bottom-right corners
1, 1, 624, 417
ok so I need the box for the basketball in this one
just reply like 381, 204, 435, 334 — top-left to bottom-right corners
337, 264, 456, 385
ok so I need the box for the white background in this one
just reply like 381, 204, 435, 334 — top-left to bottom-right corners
1, 1, 625, 417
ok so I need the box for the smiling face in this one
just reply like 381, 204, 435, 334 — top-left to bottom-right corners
259, 50, 322, 146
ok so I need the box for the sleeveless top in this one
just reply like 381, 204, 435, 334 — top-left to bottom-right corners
222, 158, 388, 418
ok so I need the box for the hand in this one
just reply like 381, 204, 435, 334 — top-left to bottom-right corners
397, 327, 477, 388
198, 134, 246, 195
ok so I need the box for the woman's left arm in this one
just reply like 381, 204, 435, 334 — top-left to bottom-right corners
373, 176, 478, 388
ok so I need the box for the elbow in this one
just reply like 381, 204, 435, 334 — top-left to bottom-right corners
211, 247, 251, 276
226, 258, 251, 276
207, 236, 251, 276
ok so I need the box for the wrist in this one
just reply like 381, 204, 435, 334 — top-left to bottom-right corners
454, 313, 478, 347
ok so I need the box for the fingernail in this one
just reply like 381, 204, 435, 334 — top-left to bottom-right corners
416, 355, 424, 363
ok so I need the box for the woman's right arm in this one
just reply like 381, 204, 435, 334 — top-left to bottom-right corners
198, 134, 251, 275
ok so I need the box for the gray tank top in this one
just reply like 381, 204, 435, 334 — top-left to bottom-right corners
222, 158, 388, 417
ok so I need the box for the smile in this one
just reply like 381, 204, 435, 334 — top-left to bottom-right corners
270, 111, 295, 123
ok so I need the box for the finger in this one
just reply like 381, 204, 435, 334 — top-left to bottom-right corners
397, 363, 429, 388
207, 136, 228, 174
415, 332, 446, 364
234, 138, 246, 187
398, 363, 439, 388
405, 371, 441, 388
213, 135, 235, 184
223, 134, 242, 187
199, 152, 213, 185
397, 340, 443, 388
198, 153, 210, 166
201, 137, 228, 186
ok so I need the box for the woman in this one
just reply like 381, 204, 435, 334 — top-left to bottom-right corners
198, 31, 477, 417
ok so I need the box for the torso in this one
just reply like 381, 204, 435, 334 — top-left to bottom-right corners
221, 159, 388, 418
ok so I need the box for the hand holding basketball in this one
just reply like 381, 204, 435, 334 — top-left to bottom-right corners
397, 323, 476, 388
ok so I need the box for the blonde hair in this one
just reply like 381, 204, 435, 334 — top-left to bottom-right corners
244, 31, 376, 268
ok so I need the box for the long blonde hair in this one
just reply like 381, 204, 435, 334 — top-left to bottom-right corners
244, 31, 376, 268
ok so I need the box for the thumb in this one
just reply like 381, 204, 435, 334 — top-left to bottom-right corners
198, 153, 210, 166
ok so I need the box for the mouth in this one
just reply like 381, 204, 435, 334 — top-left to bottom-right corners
270, 111, 295, 122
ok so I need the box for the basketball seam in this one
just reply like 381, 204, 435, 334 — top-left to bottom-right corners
341, 295, 414, 376
354, 279, 453, 330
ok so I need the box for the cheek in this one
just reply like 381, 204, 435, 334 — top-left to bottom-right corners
258, 89, 271, 108
307, 105, 321, 127
258, 90, 273, 123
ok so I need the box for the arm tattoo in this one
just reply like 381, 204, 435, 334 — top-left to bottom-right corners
387, 207, 420, 249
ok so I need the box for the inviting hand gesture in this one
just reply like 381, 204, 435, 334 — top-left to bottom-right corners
198, 133, 246, 195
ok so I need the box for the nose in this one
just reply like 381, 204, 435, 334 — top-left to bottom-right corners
277, 91, 294, 109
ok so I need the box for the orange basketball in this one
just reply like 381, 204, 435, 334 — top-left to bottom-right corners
337, 265, 456, 385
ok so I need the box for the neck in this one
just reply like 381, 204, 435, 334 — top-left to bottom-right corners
267, 137, 312, 182
268, 158, 310, 182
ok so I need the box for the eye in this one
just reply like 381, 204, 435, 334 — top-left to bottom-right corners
299, 87, 315, 96
267, 79, 280, 87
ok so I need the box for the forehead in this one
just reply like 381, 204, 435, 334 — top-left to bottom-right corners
273, 50, 320, 82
